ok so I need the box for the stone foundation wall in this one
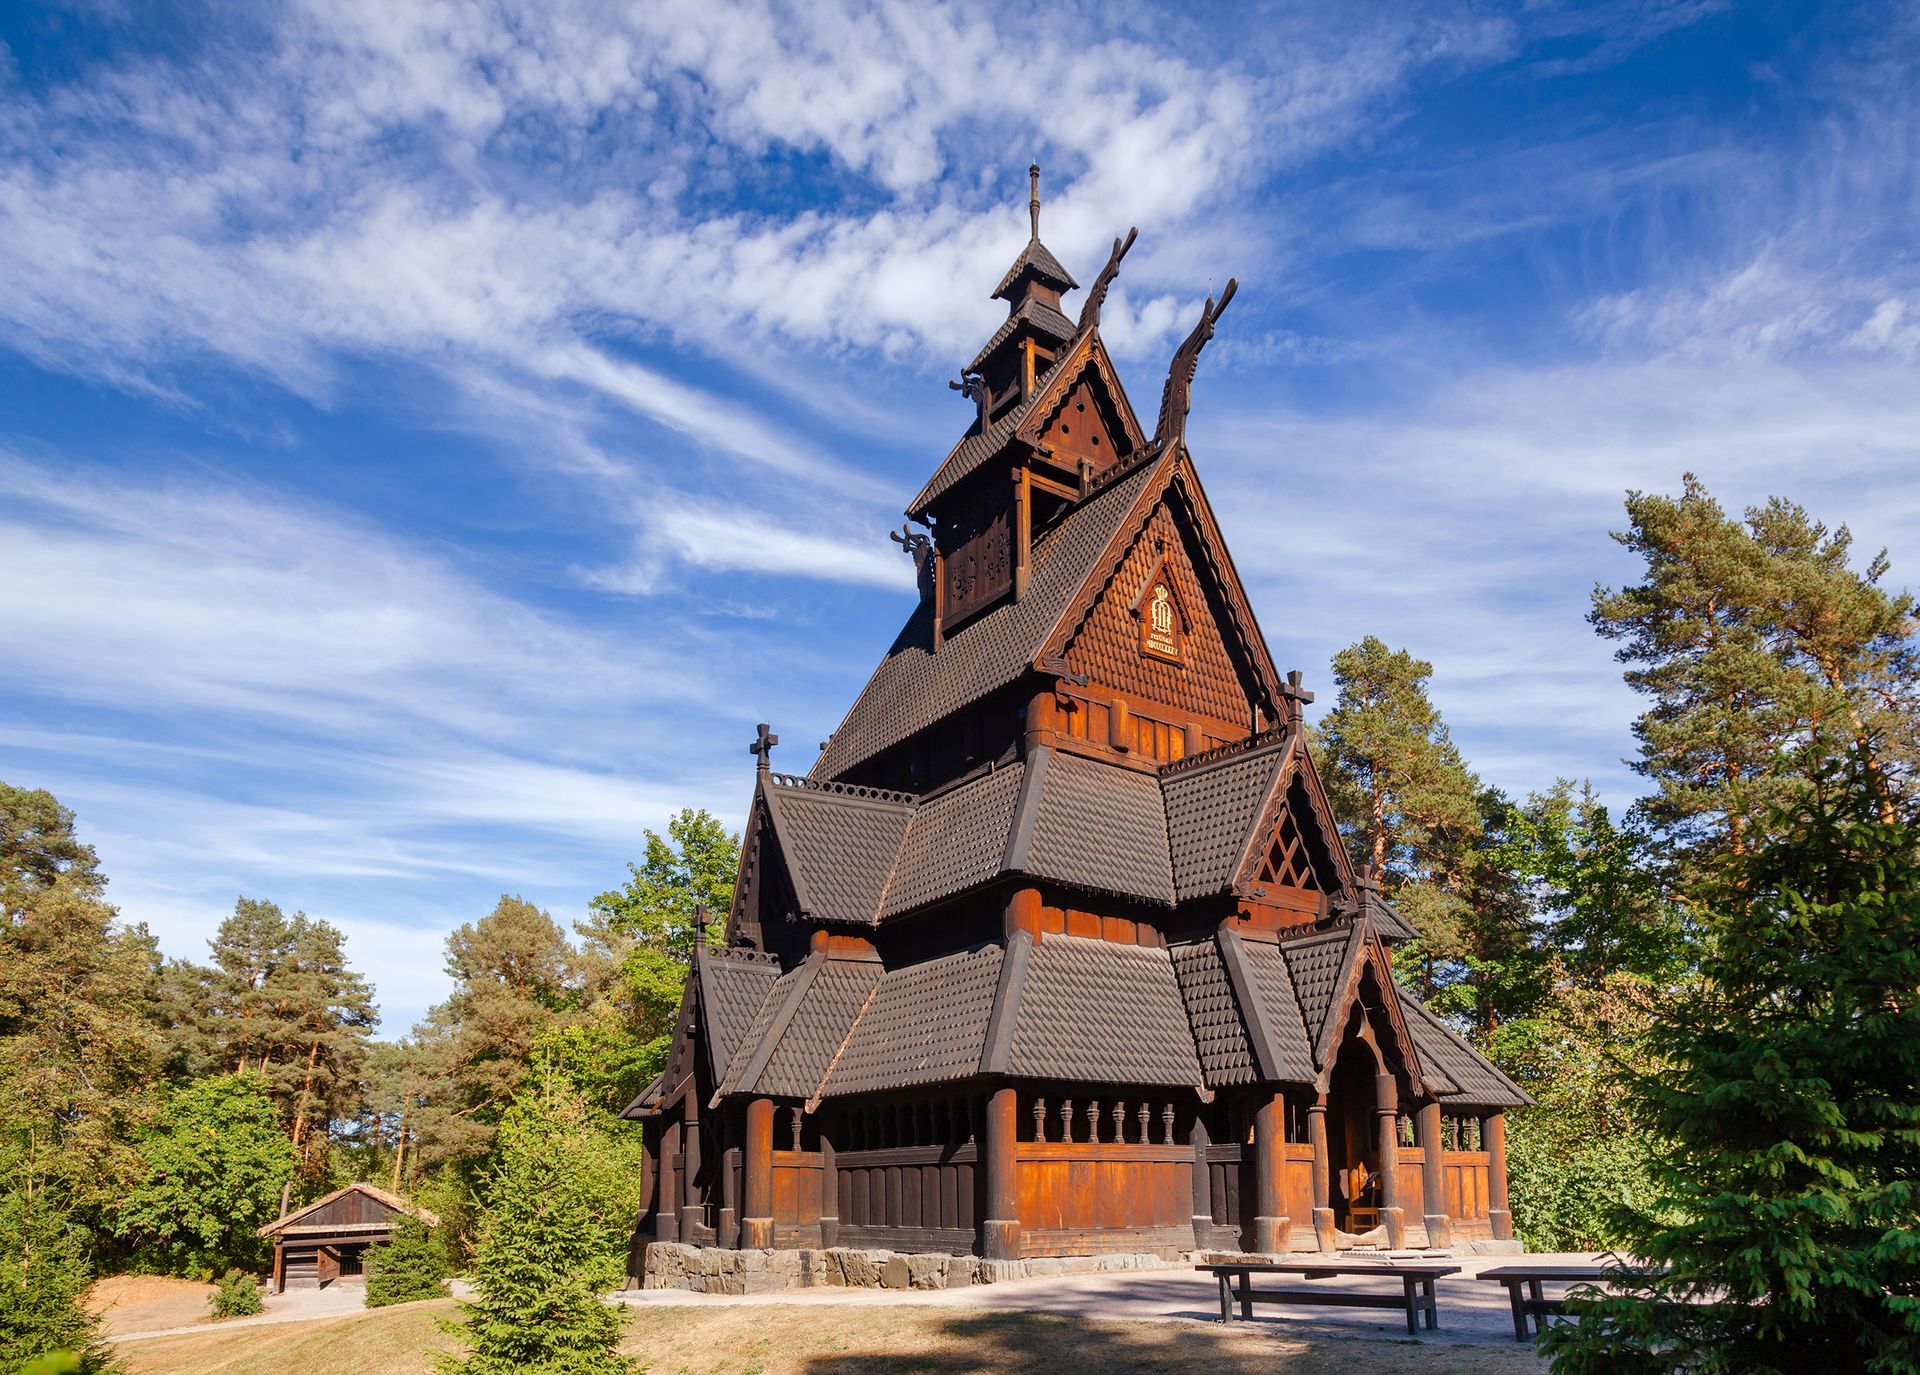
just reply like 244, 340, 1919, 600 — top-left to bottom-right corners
638, 1242, 1172, 1295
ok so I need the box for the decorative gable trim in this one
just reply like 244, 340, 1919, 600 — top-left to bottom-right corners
1308, 921, 1427, 1098
1017, 331, 1145, 463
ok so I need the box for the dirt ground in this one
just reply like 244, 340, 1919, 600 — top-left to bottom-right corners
87, 1274, 219, 1336
119, 1299, 1546, 1375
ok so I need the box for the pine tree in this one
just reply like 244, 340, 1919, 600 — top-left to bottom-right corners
439, 1082, 636, 1375
408, 897, 580, 1167
365, 1213, 451, 1307
1592, 476, 1918, 875
1316, 638, 1534, 1026
1544, 752, 1920, 1375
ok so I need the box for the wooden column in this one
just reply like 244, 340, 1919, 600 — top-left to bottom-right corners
1308, 1095, 1334, 1252
719, 1146, 740, 1249
741, 1098, 775, 1249
679, 1102, 703, 1244
1376, 1075, 1405, 1249
818, 1126, 839, 1249
1483, 1111, 1513, 1241
656, 1119, 680, 1242
1252, 1090, 1288, 1254
983, 1087, 1021, 1261
1188, 1111, 1214, 1246
1416, 1102, 1451, 1250
271, 1239, 285, 1294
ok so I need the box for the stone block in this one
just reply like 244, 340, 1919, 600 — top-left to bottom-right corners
976, 1259, 1024, 1285
835, 1248, 882, 1286
1026, 1257, 1066, 1277
881, 1255, 912, 1289
905, 1253, 949, 1289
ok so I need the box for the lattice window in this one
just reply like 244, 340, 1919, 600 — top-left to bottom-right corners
1255, 808, 1321, 890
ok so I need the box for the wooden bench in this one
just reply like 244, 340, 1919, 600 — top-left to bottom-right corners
1197, 1261, 1461, 1336
1478, 1263, 1660, 1341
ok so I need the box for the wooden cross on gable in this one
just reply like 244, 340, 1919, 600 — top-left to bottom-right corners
749, 723, 779, 771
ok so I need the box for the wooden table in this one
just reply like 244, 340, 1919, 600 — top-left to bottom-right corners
1478, 1263, 1655, 1341
1197, 1261, 1461, 1337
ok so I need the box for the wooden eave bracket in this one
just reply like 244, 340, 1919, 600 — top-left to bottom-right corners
977, 928, 1034, 1075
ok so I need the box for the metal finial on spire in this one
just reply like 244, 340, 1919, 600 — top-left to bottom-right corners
1028, 163, 1041, 239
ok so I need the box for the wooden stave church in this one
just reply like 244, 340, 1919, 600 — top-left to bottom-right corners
625, 170, 1527, 1265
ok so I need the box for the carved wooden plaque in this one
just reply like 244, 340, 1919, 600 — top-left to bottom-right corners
945, 510, 1011, 625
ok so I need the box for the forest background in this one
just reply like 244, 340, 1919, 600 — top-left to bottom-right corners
3, 471, 1915, 1357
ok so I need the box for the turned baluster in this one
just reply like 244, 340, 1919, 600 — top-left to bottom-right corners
1087, 1099, 1101, 1144
1137, 1102, 1151, 1145
1060, 1098, 1074, 1144
1161, 1103, 1176, 1146
1033, 1097, 1048, 1143
790, 1108, 803, 1151
1112, 1100, 1127, 1144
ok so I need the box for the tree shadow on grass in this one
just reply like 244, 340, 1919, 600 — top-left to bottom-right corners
797, 1309, 1523, 1375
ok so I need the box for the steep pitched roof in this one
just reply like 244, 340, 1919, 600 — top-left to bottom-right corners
1003, 935, 1205, 1088
814, 943, 1005, 1100
969, 296, 1077, 374
694, 945, 784, 1080
879, 762, 1025, 918
758, 774, 915, 925
1161, 733, 1295, 900
1221, 930, 1319, 1083
1170, 936, 1258, 1088
817, 454, 1168, 779
1400, 995, 1530, 1108
993, 237, 1077, 300
1016, 748, 1176, 905
718, 954, 883, 1101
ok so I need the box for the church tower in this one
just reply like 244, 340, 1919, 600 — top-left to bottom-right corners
625, 173, 1526, 1271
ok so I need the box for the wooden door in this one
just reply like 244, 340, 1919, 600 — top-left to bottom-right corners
317, 1246, 340, 1287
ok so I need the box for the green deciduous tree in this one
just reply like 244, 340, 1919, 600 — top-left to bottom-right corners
114, 1072, 294, 1277
1544, 753, 1920, 1375
0, 782, 163, 1224
439, 1081, 639, 1375
588, 810, 737, 963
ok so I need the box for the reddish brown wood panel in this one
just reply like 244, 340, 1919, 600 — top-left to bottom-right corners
1281, 1142, 1316, 1223
1034, 369, 1123, 475
1396, 1145, 1427, 1217
771, 1152, 821, 1229
1442, 1151, 1490, 1219
1015, 1148, 1189, 1233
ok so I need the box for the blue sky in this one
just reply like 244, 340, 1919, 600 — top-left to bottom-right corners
3, 1, 1916, 1034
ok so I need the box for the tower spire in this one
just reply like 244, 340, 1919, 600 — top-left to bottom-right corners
1029, 163, 1041, 240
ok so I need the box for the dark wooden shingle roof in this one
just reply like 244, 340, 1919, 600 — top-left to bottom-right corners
1004, 935, 1205, 1088
759, 776, 915, 925
1170, 937, 1258, 1088
1162, 734, 1293, 900
821, 455, 1166, 777
816, 944, 1005, 1100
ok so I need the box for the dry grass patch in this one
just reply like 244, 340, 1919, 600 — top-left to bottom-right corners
117, 1300, 455, 1375
616, 1306, 1545, 1375
88, 1274, 219, 1336
117, 1301, 1541, 1375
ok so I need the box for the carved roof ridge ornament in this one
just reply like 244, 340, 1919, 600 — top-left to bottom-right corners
1157, 725, 1290, 778
1153, 278, 1238, 450
1077, 227, 1138, 334
762, 772, 918, 806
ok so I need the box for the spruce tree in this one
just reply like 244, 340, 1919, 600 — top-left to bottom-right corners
439, 1082, 634, 1375
364, 1213, 451, 1307
0, 1169, 113, 1374
1544, 753, 1920, 1375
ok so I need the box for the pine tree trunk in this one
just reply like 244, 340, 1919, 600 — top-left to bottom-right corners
290, 1038, 322, 1149
391, 1100, 410, 1193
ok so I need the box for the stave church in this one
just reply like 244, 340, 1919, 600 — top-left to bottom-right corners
625, 169, 1526, 1267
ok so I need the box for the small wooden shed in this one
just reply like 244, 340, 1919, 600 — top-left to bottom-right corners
258, 1183, 439, 1292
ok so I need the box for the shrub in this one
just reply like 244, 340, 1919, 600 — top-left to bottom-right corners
365, 1214, 451, 1307
207, 1271, 263, 1320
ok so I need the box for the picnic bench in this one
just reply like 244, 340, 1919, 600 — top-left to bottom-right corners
1478, 1263, 1659, 1341
1197, 1260, 1461, 1336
